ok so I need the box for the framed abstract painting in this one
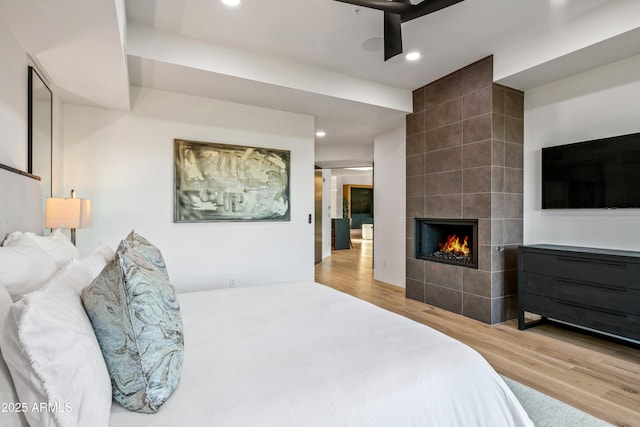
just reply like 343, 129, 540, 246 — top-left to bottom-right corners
174, 139, 290, 222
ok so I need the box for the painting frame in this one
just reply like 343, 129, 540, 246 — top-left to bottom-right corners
174, 139, 291, 222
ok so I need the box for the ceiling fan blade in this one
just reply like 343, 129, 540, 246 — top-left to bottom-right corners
335, 0, 463, 61
383, 12, 403, 61
401, 0, 465, 22
334, 0, 410, 14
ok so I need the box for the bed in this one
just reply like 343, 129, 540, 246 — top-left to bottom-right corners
0, 165, 533, 426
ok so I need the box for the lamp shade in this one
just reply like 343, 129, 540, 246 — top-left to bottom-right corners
45, 197, 92, 229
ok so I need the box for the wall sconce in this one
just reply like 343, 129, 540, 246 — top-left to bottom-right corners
45, 189, 92, 245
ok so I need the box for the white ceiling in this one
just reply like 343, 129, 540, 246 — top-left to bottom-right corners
2, 0, 640, 168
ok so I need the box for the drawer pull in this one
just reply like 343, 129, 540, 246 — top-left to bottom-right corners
556, 278, 627, 293
556, 256, 627, 269
557, 299, 627, 317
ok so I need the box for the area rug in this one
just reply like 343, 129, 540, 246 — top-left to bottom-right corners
502, 376, 613, 427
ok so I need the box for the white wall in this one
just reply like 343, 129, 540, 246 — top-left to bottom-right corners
373, 125, 406, 287
52, 95, 63, 195
0, 21, 63, 203
0, 23, 28, 169
315, 142, 373, 167
524, 54, 640, 251
63, 86, 315, 292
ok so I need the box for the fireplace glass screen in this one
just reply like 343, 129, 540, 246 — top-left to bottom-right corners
415, 218, 478, 268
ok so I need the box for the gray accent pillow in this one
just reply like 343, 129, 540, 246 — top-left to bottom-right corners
118, 230, 169, 280
82, 232, 183, 413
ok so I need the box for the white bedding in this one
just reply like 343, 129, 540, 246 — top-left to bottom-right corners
109, 281, 533, 426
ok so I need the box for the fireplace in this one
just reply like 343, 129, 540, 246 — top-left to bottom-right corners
415, 218, 478, 269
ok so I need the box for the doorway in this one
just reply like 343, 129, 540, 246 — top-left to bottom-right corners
330, 168, 373, 255
314, 166, 374, 268
314, 168, 323, 264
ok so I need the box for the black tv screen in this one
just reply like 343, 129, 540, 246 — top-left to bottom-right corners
542, 132, 640, 209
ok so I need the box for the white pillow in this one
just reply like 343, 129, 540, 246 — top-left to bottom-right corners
0, 286, 29, 427
78, 242, 114, 281
0, 260, 112, 427
0, 285, 12, 321
86, 241, 114, 262
16, 229, 80, 267
0, 238, 58, 301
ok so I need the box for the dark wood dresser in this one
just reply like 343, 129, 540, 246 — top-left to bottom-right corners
518, 244, 640, 342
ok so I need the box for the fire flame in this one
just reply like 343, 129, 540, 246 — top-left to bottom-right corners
439, 234, 470, 257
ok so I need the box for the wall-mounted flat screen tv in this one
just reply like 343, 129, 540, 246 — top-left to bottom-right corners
542, 132, 640, 209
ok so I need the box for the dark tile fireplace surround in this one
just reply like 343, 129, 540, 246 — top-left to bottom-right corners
405, 56, 524, 325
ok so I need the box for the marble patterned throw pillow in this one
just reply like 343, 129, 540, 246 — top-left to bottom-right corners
81, 232, 183, 413
118, 230, 169, 280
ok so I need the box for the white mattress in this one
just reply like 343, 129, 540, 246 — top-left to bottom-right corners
109, 282, 533, 426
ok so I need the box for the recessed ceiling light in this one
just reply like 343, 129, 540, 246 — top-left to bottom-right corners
221, 0, 240, 6
406, 51, 421, 61
346, 167, 373, 171
316, 131, 326, 137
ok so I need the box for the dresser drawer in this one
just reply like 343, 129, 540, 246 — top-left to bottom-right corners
521, 272, 640, 315
523, 293, 640, 341
521, 251, 640, 290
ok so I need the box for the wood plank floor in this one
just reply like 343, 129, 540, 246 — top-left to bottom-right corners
315, 237, 640, 427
